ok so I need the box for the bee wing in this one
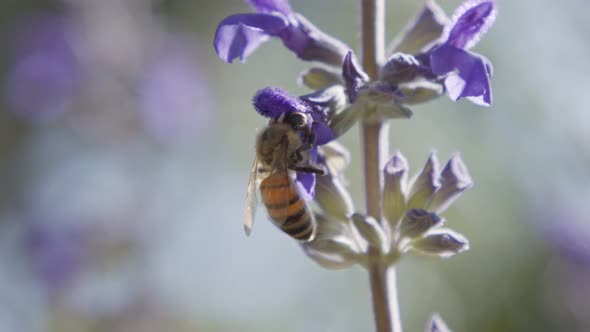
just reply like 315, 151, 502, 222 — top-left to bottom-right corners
244, 157, 260, 236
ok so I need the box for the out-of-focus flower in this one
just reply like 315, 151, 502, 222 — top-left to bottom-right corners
24, 222, 88, 294
139, 37, 210, 144
3, 7, 210, 145
3, 15, 78, 121
214, 0, 349, 66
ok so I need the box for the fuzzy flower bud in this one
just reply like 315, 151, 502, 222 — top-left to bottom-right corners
303, 234, 359, 270
383, 150, 408, 226
314, 143, 353, 221
399, 209, 443, 239
428, 153, 473, 213
407, 151, 441, 210
351, 213, 389, 253
411, 228, 469, 258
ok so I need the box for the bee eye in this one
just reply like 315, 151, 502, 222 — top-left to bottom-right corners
285, 112, 307, 128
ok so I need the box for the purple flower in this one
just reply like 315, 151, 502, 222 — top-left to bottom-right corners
138, 37, 210, 144
3, 15, 78, 121
253, 87, 334, 199
428, 0, 497, 106
214, 0, 348, 66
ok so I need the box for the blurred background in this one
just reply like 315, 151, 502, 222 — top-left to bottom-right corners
0, 0, 588, 331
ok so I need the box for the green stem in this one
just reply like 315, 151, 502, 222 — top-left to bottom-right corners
361, 1, 402, 332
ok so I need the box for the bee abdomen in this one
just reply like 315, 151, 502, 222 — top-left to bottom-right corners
260, 174, 315, 242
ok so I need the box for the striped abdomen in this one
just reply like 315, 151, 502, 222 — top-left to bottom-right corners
259, 173, 315, 242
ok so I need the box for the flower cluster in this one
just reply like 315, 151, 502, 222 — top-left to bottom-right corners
304, 148, 472, 268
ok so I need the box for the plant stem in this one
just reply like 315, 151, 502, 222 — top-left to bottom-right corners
361, 1, 402, 332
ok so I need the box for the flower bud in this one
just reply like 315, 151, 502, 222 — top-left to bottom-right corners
426, 313, 452, 332
427, 153, 473, 213
298, 67, 343, 90
387, 0, 449, 55
397, 79, 444, 105
342, 51, 369, 103
302, 235, 359, 269
382, 151, 408, 226
399, 209, 443, 239
315, 173, 354, 221
351, 213, 389, 253
380, 53, 426, 85
407, 151, 441, 210
355, 82, 413, 122
411, 228, 469, 258
314, 142, 354, 220
328, 105, 362, 139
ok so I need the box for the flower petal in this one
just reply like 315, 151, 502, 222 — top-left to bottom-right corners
213, 13, 288, 63
444, 0, 497, 50
247, 0, 293, 16
296, 172, 316, 201
312, 122, 334, 145
252, 86, 307, 118
430, 44, 492, 106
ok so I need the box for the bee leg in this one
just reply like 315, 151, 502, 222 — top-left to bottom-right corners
291, 164, 326, 175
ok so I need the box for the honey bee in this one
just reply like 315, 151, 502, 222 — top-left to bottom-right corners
244, 112, 325, 242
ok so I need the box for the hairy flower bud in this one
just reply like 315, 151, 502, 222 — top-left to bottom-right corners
428, 153, 473, 213
407, 151, 441, 210
383, 151, 409, 226
411, 228, 469, 258
396, 79, 444, 105
426, 313, 452, 332
399, 209, 443, 239
351, 213, 389, 253
380, 53, 428, 85
314, 142, 354, 220
355, 82, 413, 122
303, 235, 359, 269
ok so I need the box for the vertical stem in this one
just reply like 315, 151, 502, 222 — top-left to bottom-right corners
361, 1, 402, 332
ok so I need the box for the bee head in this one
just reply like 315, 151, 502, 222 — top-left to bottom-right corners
283, 112, 309, 130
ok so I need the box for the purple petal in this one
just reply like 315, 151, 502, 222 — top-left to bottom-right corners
312, 122, 334, 145
213, 13, 289, 63
3, 15, 78, 121
296, 172, 316, 201
252, 87, 307, 118
139, 38, 209, 143
430, 44, 492, 106
444, 0, 497, 50
247, 0, 293, 16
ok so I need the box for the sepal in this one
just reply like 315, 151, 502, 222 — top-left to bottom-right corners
383, 151, 409, 226
427, 153, 473, 213
351, 213, 389, 253
399, 209, 443, 239
410, 228, 469, 258
407, 151, 440, 210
